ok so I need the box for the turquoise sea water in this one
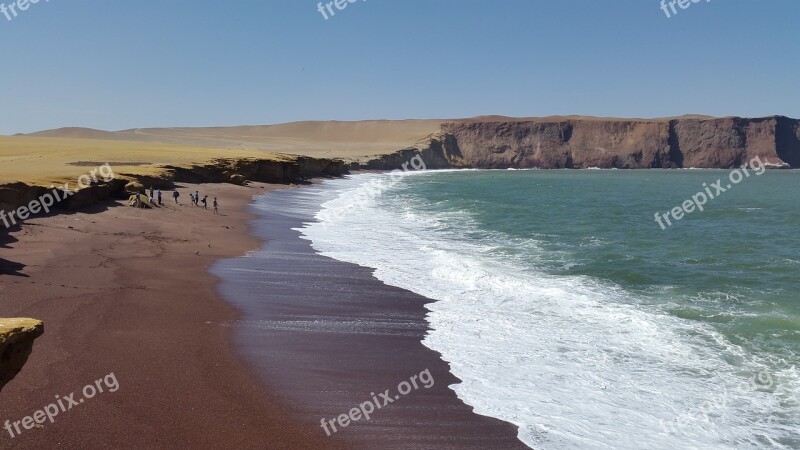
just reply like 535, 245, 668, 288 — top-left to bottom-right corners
299, 169, 800, 449
418, 170, 800, 357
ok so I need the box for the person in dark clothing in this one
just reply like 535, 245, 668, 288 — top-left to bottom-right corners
173, 190, 180, 204
201, 195, 208, 210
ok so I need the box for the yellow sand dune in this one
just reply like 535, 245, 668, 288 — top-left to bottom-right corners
29, 120, 445, 161
0, 136, 285, 187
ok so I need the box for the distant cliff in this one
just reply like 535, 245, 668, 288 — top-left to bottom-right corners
364, 116, 800, 170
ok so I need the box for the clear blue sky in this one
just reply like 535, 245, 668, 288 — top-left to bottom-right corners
1, 0, 798, 134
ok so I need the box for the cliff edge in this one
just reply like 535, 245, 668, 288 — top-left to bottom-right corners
365, 116, 800, 170
0, 318, 44, 392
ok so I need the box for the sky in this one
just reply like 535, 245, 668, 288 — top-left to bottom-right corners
0, 0, 798, 134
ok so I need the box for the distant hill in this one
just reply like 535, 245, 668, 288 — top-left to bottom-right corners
27, 120, 448, 160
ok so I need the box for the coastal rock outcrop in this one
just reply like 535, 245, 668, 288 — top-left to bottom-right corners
357, 136, 462, 171
164, 156, 348, 184
0, 156, 349, 213
0, 318, 44, 392
367, 116, 800, 170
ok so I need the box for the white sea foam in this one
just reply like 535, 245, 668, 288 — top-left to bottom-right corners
296, 173, 799, 449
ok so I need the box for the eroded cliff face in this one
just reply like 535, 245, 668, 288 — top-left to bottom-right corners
0, 156, 349, 213
163, 156, 347, 185
357, 136, 461, 171
0, 318, 44, 392
371, 116, 800, 170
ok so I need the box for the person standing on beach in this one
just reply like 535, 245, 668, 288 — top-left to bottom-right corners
195, 191, 200, 207
213, 197, 218, 215
149, 186, 154, 200
157, 189, 163, 206
173, 190, 180, 204
202, 195, 208, 210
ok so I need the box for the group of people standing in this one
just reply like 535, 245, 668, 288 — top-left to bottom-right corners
142, 186, 218, 214
185, 189, 218, 214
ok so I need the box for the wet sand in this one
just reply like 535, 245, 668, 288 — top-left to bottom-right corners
213, 184, 527, 449
0, 182, 334, 448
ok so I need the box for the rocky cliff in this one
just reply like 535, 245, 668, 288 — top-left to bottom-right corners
0, 156, 348, 213
0, 318, 44, 392
367, 116, 800, 170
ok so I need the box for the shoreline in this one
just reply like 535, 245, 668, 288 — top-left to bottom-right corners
1, 174, 527, 448
0, 182, 334, 448
213, 179, 528, 449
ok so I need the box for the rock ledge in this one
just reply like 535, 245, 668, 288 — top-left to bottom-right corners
0, 318, 44, 392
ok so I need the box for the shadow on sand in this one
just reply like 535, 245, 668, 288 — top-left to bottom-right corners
0, 199, 124, 277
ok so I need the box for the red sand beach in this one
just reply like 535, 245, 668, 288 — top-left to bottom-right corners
0, 182, 336, 449
0, 180, 525, 449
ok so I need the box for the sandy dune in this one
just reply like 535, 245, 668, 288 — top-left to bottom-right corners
28, 120, 446, 161
0, 136, 287, 187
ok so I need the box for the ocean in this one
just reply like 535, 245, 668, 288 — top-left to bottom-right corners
296, 169, 800, 449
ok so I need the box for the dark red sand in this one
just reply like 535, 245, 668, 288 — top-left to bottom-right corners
0, 183, 335, 449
